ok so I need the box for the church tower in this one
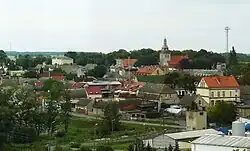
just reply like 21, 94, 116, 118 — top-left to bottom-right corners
159, 37, 171, 66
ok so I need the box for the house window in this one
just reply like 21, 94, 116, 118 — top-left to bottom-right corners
222, 91, 225, 97
211, 100, 214, 105
211, 92, 214, 97
200, 112, 204, 116
198, 100, 201, 105
230, 91, 232, 97
217, 91, 220, 97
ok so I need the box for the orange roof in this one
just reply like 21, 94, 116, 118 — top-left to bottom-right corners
168, 56, 189, 66
136, 66, 161, 75
202, 76, 239, 88
123, 59, 137, 67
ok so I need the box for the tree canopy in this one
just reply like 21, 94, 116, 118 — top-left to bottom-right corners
207, 101, 237, 126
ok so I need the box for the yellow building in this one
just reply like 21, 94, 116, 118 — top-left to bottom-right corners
196, 76, 240, 105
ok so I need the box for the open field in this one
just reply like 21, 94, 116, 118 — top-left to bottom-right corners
4, 116, 178, 151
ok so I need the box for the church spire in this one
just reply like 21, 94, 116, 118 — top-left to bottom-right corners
162, 37, 169, 52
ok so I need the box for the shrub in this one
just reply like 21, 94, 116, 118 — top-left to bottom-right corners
55, 131, 66, 138
70, 142, 81, 148
80, 146, 92, 151
54, 145, 63, 151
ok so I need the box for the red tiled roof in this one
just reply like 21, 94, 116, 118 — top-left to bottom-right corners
136, 66, 162, 75
51, 75, 64, 81
72, 82, 85, 89
116, 81, 145, 92
202, 76, 239, 88
40, 73, 65, 81
123, 59, 137, 67
85, 86, 102, 95
168, 56, 190, 68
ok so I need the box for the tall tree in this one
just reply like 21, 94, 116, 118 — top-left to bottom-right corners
207, 101, 237, 125
229, 46, 237, 66
60, 89, 72, 133
101, 102, 121, 134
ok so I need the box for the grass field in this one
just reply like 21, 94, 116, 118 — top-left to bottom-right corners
4, 116, 168, 151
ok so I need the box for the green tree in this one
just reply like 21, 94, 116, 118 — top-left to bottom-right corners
60, 89, 72, 133
207, 101, 237, 125
128, 144, 134, 151
146, 143, 152, 151
46, 84, 63, 136
66, 73, 77, 80
45, 57, 52, 65
42, 78, 64, 91
179, 58, 193, 69
65, 51, 78, 62
164, 147, 168, 151
229, 46, 237, 66
168, 144, 173, 151
23, 71, 38, 78
164, 72, 197, 94
174, 142, 179, 151
101, 102, 121, 134
87, 65, 107, 78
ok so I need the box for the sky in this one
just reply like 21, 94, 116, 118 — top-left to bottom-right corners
1, 0, 250, 53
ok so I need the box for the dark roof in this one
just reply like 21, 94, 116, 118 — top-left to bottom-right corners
93, 99, 142, 110
136, 75, 165, 83
76, 98, 92, 106
69, 88, 87, 99
93, 101, 108, 109
138, 83, 175, 94
180, 94, 198, 107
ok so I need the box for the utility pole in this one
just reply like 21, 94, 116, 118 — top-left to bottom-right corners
225, 26, 230, 53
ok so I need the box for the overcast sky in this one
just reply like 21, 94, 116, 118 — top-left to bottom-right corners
1, 0, 250, 53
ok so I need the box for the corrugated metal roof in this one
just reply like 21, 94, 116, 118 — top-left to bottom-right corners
165, 129, 218, 140
192, 134, 250, 148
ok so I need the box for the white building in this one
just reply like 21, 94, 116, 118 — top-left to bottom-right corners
196, 76, 240, 105
191, 134, 250, 151
143, 129, 218, 150
52, 56, 73, 65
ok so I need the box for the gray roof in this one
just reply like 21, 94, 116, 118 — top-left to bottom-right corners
60, 64, 84, 74
138, 83, 176, 100
166, 129, 218, 140
69, 88, 87, 99
192, 134, 250, 149
180, 94, 198, 107
139, 83, 176, 94
76, 98, 92, 106
84, 64, 97, 71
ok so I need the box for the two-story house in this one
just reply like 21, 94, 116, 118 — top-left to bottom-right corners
196, 76, 240, 105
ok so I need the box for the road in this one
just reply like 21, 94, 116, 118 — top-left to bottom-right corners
71, 112, 185, 129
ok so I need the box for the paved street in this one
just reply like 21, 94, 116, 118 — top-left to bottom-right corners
71, 112, 185, 129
